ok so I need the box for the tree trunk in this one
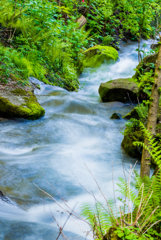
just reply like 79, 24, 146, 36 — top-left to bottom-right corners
140, 36, 161, 178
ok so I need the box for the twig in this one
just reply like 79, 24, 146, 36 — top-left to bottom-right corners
84, 163, 119, 226
95, 198, 104, 238
56, 203, 77, 240
127, 92, 133, 106
49, 208, 68, 240
140, 206, 159, 231
112, 160, 117, 218
34, 183, 84, 223
34, 182, 92, 238
73, 173, 115, 226
143, 219, 161, 234
121, 155, 127, 219
43, 179, 88, 224
119, 206, 122, 227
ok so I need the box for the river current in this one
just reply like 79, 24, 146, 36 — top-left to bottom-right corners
0, 40, 155, 239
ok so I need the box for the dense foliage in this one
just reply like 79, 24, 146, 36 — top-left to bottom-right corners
1, 0, 161, 239
0, 0, 161, 90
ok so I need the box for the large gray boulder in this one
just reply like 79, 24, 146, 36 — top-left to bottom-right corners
0, 73, 45, 119
99, 78, 139, 103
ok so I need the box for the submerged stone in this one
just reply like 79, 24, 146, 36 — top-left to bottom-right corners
99, 78, 139, 103
123, 108, 139, 119
0, 74, 45, 120
110, 113, 122, 119
83, 45, 118, 68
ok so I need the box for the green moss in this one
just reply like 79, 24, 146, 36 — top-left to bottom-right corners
23, 94, 45, 120
122, 129, 143, 159
123, 108, 139, 119
11, 88, 29, 95
99, 78, 139, 103
10, 73, 22, 82
0, 92, 45, 120
110, 113, 122, 119
102, 35, 114, 46
122, 122, 161, 165
103, 227, 121, 240
83, 45, 118, 68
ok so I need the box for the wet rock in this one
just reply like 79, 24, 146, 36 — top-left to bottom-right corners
83, 45, 118, 68
99, 78, 139, 103
110, 113, 122, 119
123, 108, 139, 119
123, 101, 161, 122
103, 227, 121, 240
143, 52, 158, 64
121, 127, 143, 159
0, 117, 7, 121
121, 122, 161, 162
0, 190, 12, 204
0, 73, 45, 120
151, 43, 159, 50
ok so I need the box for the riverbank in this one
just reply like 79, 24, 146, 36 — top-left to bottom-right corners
0, 0, 160, 92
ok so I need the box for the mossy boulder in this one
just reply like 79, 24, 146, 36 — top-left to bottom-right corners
0, 74, 45, 120
151, 43, 159, 50
110, 113, 122, 119
123, 108, 139, 119
123, 100, 161, 122
83, 45, 118, 68
103, 227, 121, 240
122, 127, 144, 158
99, 78, 139, 103
122, 122, 161, 162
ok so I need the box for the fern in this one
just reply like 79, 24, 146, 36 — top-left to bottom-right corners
135, 103, 148, 120
81, 160, 161, 239
134, 122, 161, 169
81, 201, 115, 239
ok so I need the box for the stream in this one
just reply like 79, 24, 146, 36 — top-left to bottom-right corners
0, 40, 155, 239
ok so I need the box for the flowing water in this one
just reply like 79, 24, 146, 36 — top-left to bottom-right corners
0, 40, 155, 239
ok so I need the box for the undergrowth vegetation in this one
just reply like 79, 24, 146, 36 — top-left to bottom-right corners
0, 0, 161, 90
81, 160, 161, 239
